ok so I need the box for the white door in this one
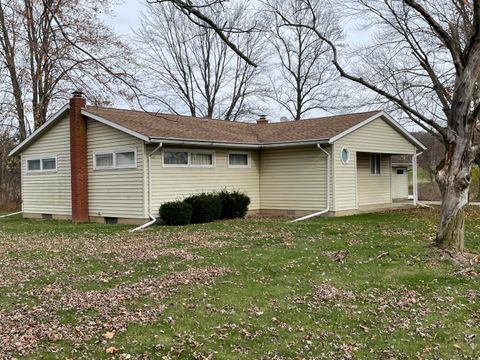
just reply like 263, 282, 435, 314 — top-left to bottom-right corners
392, 167, 408, 199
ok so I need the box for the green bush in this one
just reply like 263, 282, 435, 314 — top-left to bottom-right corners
218, 190, 251, 219
184, 193, 222, 223
159, 201, 193, 225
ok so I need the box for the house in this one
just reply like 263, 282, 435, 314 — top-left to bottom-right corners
9, 92, 426, 224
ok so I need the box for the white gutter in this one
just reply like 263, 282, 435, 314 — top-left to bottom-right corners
130, 143, 163, 232
148, 138, 329, 149
291, 144, 330, 222
0, 211, 22, 218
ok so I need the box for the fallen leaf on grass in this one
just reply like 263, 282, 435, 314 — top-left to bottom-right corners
103, 331, 115, 340
106, 346, 118, 354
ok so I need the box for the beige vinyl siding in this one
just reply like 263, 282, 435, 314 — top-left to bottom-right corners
333, 116, 416, 211
335, 116, 417, 154
150, 147, 260, 212
259, 146, 328, 211
21, 115, 72, 215
357, 153, 392, 206
87, 120, 145, 219
392, 168, 409, 199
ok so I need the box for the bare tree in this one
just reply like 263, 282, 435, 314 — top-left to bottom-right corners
0, 130, 20, 210
0, 0, 135, 140
266, 0, 342, 120
136, 1, 265, 120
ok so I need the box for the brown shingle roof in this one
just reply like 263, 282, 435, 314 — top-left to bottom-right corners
84, 106, 381, 144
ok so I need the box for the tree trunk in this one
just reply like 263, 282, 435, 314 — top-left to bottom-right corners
435, 146, 472, 252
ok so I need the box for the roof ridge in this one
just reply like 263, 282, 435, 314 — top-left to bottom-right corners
260, 110, 382, 126
85, 105, 256, 126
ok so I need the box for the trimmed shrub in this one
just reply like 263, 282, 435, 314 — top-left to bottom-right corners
184, 193, 222, 223
218, 190, 251, 219
159, 201, 193, 226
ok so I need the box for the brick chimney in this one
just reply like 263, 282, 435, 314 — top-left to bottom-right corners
69, 91, 89, 222
257, 115, 268, 125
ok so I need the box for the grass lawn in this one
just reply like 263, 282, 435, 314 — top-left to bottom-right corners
1, 208, 480, 359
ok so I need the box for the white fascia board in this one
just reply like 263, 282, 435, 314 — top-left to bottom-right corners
9, 104, 69, 156
328, 111, 427, 151
81, 110, 151, 142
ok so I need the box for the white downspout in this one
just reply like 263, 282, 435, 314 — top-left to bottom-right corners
291, 144, 330, 222
130, 143, 163, 232
412, 151, 419, 206
0, 211, 22, 218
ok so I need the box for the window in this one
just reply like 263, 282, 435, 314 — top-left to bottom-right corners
94, 149, 136, 170
370, 154, 381, 175
396, 168, 406, 175
164, 151, 188, 165
340, 147, 350, 165
42, 158, 56, 170
116, 151, 136, 168
190, 152, 213, 166
163, 149, 215, 167
228, 152, 250, 167
95, 153, 114, 168
27, 156, 56, 172
27, 159, 41, 171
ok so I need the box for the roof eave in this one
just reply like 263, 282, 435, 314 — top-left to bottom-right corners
81, 110, 151, 142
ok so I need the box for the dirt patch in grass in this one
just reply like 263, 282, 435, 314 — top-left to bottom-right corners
0, 266, 230, 357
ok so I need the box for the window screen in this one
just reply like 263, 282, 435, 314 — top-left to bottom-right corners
229, 153, 249, 166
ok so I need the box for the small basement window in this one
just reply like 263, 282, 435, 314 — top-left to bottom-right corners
228, 152, 250, 167
370, 154, 381, 175
27, 156, 56, 172
163, 149, 215, 168
94, 149, 136, 170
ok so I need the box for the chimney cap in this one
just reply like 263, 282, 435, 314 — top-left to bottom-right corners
72, 90, 84, 98
257, 114, 268, 124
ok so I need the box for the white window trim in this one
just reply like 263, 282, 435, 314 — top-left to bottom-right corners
340, 147, 350, 165
370, 153, 382, 176
162, 148, 216, 168
26, 154, 58, 174
228, 151, 251, 168
93, 148, 137, 170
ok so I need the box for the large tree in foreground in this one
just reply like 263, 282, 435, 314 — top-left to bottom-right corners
155, 0, 480, 253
